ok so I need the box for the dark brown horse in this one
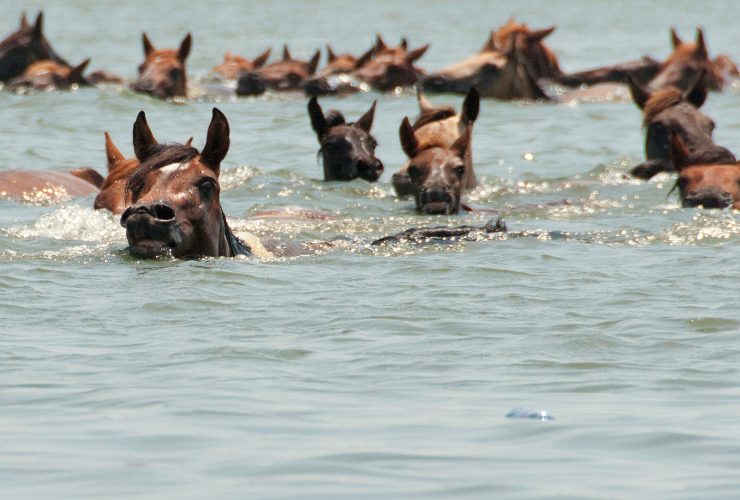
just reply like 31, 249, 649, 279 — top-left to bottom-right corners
236, 46, 320, 95
131, 33, 192, 98
0, 12, 68, 82
210, 48, 271, 80
8, 58, 90, 91
120, 108, 252, 258
670, 134, 740, 209
560, 57, 662, 87
628, 69, 719, 179
392, 87, 479, 197
308, 97, 383, 181
398, 116, 471, 214
421, 28, 548, 100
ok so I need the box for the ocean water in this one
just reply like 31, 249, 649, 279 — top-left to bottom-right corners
2, 1, 740, 498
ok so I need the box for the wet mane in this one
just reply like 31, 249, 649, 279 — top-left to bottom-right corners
412, 107, 456, 129
643, 87, 684, 126
125, 143, 199, 199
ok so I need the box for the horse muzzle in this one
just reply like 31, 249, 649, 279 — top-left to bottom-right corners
682, 188, 734, 209
417, 186, 459, 215
121, 202, 181, 258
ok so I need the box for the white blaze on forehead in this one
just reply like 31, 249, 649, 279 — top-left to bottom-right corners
159, 162, 188, 175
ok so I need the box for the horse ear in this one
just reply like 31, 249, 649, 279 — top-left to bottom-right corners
69, 58, 91, 84
375, 34, 388, 52
669, 132, 690, 169
400, 38, 409, 50
527, 26, 556, 43
132, 111, 159, 161
308, 97, 328, 140
406, 44, 429, 64
184, 137, 193, 147
252, 48, 271, 68
201, 108, 230, 174
355, 46, 374, 69
104, 132, 125, 167
326, 45, 337, 63
355, 100, 376, 132
178, 33, 192, 62
416, 86, 434, 113
684, 68, 709, 108
480, 31, 496, 53
670, 27, 683, 49
308, 50, 321, 75
142, 33, 155, 57
399, 117, 419, 158
695, 28, 708, 60
282, 45, 291, 61
461, 87, 480, 124
32, 11, 43, 38
451, 124, 472, 160
627, 75, 651, 109
20, 12, 29, 29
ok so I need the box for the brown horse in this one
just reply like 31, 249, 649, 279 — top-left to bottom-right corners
131, 33, 192, 98
670, 134, 740, 209
94, 132, 140, 214
628, 69, 720, 179
486, 17, 563, 82
647, 28, 714, 93
421, 28, 549, 100
308, 97, 383, 181
392, 87, 479, 197
0, 12, 68, 82
236, 46, 320, 95
303, 44, 375, 96
398, 116, 471, 214
120, 108, 254, 258
8, 58, 90, 91
210, 48, 271, 80
0, 168, 102, 204
349, 36, 429, 92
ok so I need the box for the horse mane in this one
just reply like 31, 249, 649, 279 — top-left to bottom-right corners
223, 213, 252, 257
125, 143, 198, 199
324, 110, 346, 128
101, 159, 139, 190
678, 145, 737, 169
643, 87, 684, 126
412, 107, 456, 129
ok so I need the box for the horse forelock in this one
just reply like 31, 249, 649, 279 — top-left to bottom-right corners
125, 143, 199, 199
324, 110, 346, 128
643, 87, 684, 126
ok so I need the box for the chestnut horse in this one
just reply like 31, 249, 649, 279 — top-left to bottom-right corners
670, 133, 740, 209
211, 48, 271, 80
628, 69, 721, 179
0, 12, 68, 82
398, 116, 472, 214
94, 132, 140, 214
392, 87, 479, 197
120, 108, 254, 258
131, 33, 192, 98
648, 28, 714, 92
0, 168, 102, 204
308, 97, 383, 181
8, 58, 90, 91
349, 36, 429, 92
236, 46, 320, 95
303, 44, 375, 96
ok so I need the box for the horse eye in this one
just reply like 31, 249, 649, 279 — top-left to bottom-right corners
453, 165, 466, 177
197, 179, 216, 199
407, 165, 421, 180
169, 68, 183, 79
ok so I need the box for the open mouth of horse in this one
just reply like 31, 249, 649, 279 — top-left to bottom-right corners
122, 211, 181, 258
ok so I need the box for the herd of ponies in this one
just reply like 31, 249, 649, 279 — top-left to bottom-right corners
1, 12, 739, 259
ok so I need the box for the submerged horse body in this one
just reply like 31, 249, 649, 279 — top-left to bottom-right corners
392, 87, 479, 197
8, 58, 91, 91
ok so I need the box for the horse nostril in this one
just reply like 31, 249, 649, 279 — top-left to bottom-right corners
151, 203, 176, 221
